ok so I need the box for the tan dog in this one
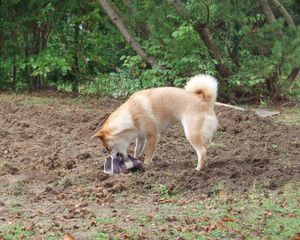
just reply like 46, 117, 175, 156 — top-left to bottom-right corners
92, 74, 218, 170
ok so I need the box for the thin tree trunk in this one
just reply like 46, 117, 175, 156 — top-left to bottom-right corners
121, 0, 136, 13
259, 3, 282, 98
168, 0, 185, 13
98, 0, 158, 67
168, 0, 231, 82
121, 0, 151, 39
72, 23, 80, 93
41, 22, 50, 49
270, 0, 296, 28
24, 32, 32, 91
287, 67, 300, 86
30, 22, 43, 90
265, 62, 282, 99
12, 54, 17, 89
260, 0, 276, 24
259, 0, 281, 55
196, 23, 231, 80
261, 0, 299, 88
0, 30, 4, 52
270, 0, 299, 84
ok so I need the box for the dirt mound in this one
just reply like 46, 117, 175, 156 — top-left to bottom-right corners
0, 95, 299, 200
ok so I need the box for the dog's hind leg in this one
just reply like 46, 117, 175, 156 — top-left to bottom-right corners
195, 145, 207, 170
134, 135, 147, 158
187, 134, 207, 170
144, 133, 159, 164
182, 116, 207, 170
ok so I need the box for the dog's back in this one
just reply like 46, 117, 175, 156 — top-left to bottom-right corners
127, 74, 218, 135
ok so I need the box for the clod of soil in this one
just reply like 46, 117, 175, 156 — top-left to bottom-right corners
0, 163, 19, 175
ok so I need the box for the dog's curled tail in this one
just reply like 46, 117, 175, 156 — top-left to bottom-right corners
184, 74, 218, 104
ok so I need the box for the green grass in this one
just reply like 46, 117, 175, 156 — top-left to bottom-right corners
0, 223, 33, 240
45, 232, 64, 240
96, 217, 117, 225
275, 106, 300, 126
90, 231, 110, 240
21, 96, 55, 106
94, 182, 300, 239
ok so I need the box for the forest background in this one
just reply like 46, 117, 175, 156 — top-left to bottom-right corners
0, 0, 299, 103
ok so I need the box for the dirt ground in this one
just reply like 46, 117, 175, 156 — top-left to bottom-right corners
0, 93, 299, 239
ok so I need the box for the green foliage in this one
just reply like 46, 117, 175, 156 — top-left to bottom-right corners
27, 51, 71, 78
0, 0, 299, 102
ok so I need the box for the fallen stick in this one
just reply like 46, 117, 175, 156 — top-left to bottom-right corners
215, 102, 245, 111
215, 102, 280, 117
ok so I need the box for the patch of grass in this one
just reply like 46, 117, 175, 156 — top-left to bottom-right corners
215, 130, 225, 138
90, 231, 110, 240
45, 232, 64, 240
208, 141, 225, 149
8, 196, 24, 215
21, 96, 55, 106
106, 182, 300, 239
8, 182, 24, 195
96, 217, 116, 225
0, 223, 33, 240
275, 106, 300, 126
159, 184, 171, 198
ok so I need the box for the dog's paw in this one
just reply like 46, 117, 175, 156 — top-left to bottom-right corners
196, 165, 204, 171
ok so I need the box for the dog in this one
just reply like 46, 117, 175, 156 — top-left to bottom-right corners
92, 74, 218, 170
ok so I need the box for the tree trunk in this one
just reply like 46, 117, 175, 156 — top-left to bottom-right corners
265, 63, 282, 99
270, 0, 300, 83
260, 0, 276, 24
121, 0, 151, 39
270, 0, 296, 28
0, 30, 4, 52
259, 0, 281, 55
31, 22, 43, 90
98, 0, 158, 67
261, 0, 299, 90
12, 54, 17, 89
196, 23, 231, 81
121, 0, 135, 13
168, 0, 231, 82
72, 23, 80, 93
287, 67, 300, 85
24, 32, 33, 91
41, 22, 50, 51
168, 0, 185, 13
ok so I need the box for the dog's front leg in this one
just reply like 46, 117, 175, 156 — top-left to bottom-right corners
134, 135, 146, 158
144, 134, 159, 164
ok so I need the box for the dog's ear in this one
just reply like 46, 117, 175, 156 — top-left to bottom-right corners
91, 130, 107, 141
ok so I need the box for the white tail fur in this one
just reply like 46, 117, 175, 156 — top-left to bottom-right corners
184, 74, 218, 104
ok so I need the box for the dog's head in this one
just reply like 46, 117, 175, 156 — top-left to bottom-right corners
92, 128, 134, 155
92, 129, 113, 153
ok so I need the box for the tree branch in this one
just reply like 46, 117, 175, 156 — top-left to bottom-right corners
168, 0, 185, 13
98, 0, 158, 67
260, 0, 299, 94
168, 0, 231, 82
199, 0, 211, 24
268, 0, 299, 84
270, 0, 296, 29
260, 0, 276, 24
